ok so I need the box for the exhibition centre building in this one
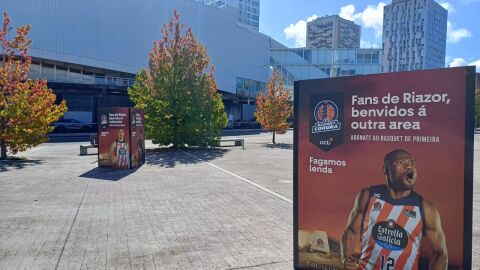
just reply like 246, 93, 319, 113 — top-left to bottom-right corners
1, 0, 382, 124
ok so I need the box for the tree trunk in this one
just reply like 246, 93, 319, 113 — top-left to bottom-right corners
173, 117, 179, 148
0, 119, 6, 159
0, 140, 7, 159
272, 130, 276, 144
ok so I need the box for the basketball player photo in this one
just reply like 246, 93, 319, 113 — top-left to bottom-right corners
110, 128, 129, 168
341, 149, 448, 270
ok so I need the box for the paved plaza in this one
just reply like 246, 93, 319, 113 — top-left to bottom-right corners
0, 131, 479, 269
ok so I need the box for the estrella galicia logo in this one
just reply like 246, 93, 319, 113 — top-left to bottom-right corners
372, 220, 408, 251
312, 100, 341, 133
309, 93, 344, 151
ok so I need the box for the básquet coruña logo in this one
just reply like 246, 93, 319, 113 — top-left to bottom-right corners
309, 93, 344, 151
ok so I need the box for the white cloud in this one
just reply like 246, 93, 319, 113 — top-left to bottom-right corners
339, 2, 386, 39
361, 3, 387, 38
284, 21, 307, 47
340, 5, 361, 21
283, 14, 318, 47
449, 58, 480, 72
440, 2, 455, 13
340, 5, 355, 20
449, 58, 468, 67
306, 15, 319, 23
447, 21, 472, 43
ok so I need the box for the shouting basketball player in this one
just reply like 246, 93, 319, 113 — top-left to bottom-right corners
110, 129, 129, 168
341, 149, 448, 270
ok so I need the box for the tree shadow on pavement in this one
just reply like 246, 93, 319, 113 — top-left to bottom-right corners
146, 148, 229, 168
263, 143, 293, 150
0, 159, 44, 172
79, 167, 138, 181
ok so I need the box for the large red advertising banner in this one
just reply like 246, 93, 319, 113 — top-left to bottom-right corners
98, 107, 145, 169
294, 67, 475, 270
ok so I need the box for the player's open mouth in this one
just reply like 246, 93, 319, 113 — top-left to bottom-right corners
405, 170, 415, 182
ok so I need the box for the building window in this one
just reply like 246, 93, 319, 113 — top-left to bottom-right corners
64, 95, 93, 112
236, 77, 266, 98
56, 66, 68, 81
42, 63, 55, 80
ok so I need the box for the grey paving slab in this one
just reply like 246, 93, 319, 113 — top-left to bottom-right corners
473, 134, 480, 269
0, 132, 479, 269
0, 140, 293, 270
207, 131, 294, 201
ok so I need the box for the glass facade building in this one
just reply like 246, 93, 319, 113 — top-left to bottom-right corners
28, 61, 135, 88
2, 0, 271, 122
270, 47, 382, 95
236, 77, 266, 101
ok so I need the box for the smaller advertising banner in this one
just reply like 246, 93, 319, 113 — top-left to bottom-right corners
130, 109, 145, 167
98, 107, 145, 169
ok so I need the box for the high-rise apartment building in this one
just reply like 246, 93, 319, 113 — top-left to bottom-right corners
307, 15, 361, 49
382, 0, 447, 72
199, 0, 260, 31
236, 0, 260, 31
202, 0, 227, 8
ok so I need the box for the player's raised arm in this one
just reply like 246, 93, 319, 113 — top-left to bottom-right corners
109, 141, 117, 162
423, 199, 448, 270
341, 188, 369, 270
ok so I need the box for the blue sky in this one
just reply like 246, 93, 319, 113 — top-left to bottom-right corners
259, 0, 480, 70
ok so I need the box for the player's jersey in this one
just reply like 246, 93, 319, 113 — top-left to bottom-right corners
359, 185, 426, 270
114, 140, 128, 167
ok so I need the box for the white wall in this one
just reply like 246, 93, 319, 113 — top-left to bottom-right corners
0, 0, 271, 93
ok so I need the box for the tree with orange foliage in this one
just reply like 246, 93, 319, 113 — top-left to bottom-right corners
0, 13, 66, 159
255, 70, 293, 144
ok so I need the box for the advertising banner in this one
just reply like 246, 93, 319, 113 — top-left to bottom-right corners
130, 108, 145, 168
294, 67, 475, 270
98, 107, 131, 169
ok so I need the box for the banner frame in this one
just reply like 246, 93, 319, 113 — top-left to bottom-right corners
463, 66, 475, 269
293, 80, 300, 269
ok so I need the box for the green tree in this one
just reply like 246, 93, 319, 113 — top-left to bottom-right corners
129, 10, 227, 148
255, 70, 293, 144
0, 13, 66, 159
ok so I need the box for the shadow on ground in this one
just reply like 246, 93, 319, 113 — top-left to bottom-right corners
77, 152, 98, 156
263, 143, 293, 150
146, 148, 229, 168
0, 159, 44, 172
222, 129, 266, 136
79, 167, 138, 181
47, 133, 92, 143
